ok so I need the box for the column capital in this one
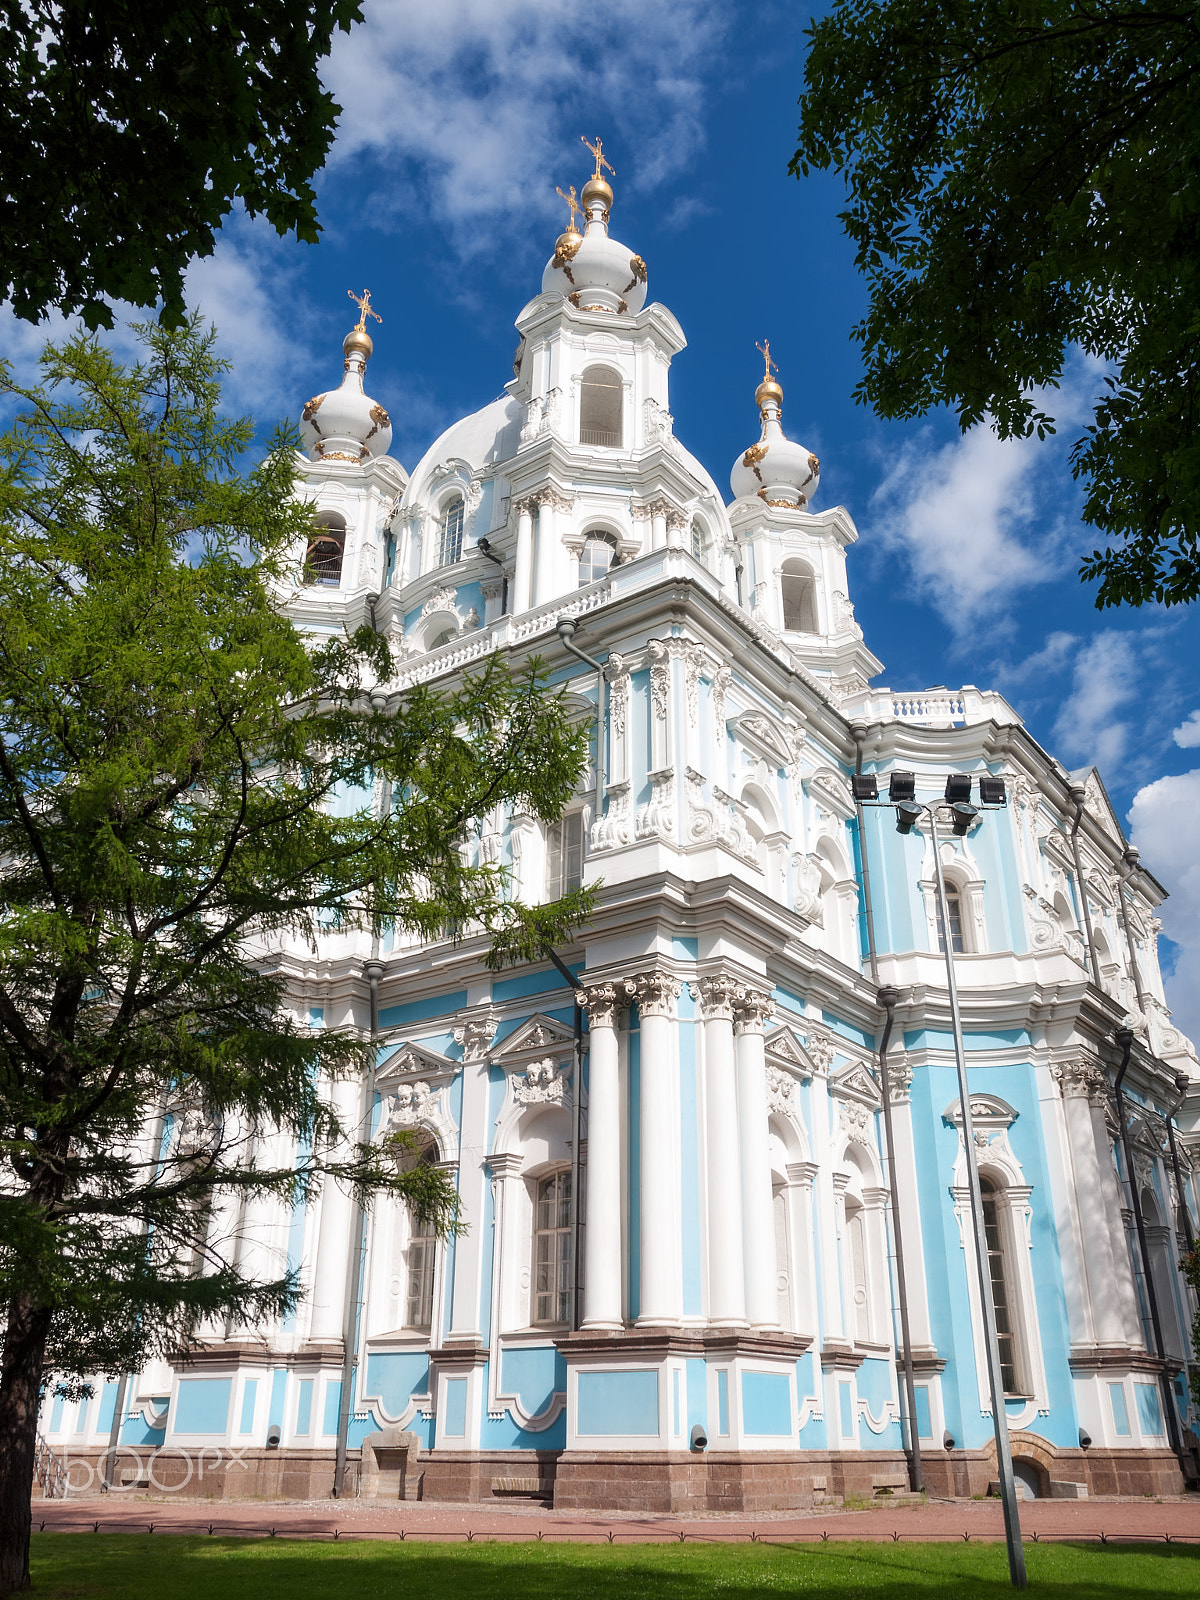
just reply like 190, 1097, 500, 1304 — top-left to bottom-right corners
628, 970, 682, 1018
576, 980, 629, 1028
734, 987, 774, 1035
453, 1008, 499, 1062
1051, 1057, 1107, 1101
689, 973, 739, 1021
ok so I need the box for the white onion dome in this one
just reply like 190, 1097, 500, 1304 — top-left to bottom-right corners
300, 317, 393, 464
729, 354, 819, 508
541, 161, 648, 315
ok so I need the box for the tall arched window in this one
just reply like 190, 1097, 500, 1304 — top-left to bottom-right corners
579, 366, 622, 448
533, 1170, 572, 1325
305, 511, 346, 586
404, 1210, 436, 1329
546, 811, 584, 900
980, 1177, 1021, 1394
937, 883, 966, 953
690, 519, 706, 565
438, 495, 464, 567
780, 561, 817, 632
578, 532, 616, 586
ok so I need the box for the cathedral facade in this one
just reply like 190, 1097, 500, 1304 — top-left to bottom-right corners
40, 157, 1200, 1509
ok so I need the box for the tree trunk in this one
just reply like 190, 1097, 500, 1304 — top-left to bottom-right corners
0, 1295, 53, 1595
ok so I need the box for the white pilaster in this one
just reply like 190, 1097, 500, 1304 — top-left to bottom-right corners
579, 982, 625, 1329
632, 971, 682, 1325
736, 989, 777, 1328
446, 1008, 499, 1342
308, 1074, 363, 1342
693, 976, 745, 1327
513, 497, 534, 614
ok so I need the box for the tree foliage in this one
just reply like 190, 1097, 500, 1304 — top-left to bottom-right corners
0, 323, 590, 1589
792, 1, 1200, 608
0, 1, 364, 329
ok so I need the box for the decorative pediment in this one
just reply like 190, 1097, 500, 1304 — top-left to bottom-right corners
831, 1062, 880, 1108
376, 1039, 458, 1088
764, 1024, 817, 1081
732, 710, 796, 769
942, 1094, 1018, 1138
491, 1012, 575, 1067
807, 766, 856, 822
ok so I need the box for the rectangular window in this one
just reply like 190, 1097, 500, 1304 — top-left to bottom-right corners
533, 1170, 572, 1325
936, 887, 966, 953
438, 497, 464, 567
405, 1218, 437, 1330
981, 1189, 1020, 1394
546, 811, 584, 900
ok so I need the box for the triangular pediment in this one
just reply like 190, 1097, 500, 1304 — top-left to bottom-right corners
492, 1012, 575, 1065
831, 1062, 880, 1107
377, 1039, 457, 1086
732, 710, 796, 769
1075, 766, 1126, 847
764, 1024, 816, 1079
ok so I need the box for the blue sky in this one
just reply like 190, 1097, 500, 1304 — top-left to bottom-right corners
3, 0, 1198, 1033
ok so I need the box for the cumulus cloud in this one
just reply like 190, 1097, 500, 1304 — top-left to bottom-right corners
1049, 631, 1143, 773
1172, 709, 1200, 748
1128, 770, 1200, 1045
321, 0, 726, 259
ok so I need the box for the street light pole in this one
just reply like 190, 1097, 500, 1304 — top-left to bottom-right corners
927, 804, 1027, 1589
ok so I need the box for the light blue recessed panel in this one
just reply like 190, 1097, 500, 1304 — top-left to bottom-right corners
1134, 1383, 1163, 1436
444, 1377, 468, 1437
576, 1369, 659, 1436
239, 1379, 258, 1435
741, 1371, 792, 1436
175, 1378, 232, 1436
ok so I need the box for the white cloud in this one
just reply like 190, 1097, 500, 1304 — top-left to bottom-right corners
1050, 631, 1142, 773
1172, 709, 1200, 748
321, 0, 726, 258
1129, 770, 1200, 1045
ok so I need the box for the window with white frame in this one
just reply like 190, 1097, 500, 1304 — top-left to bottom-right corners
546, 811, 584, 900
438, 495, 465, 567
305, 511, 346, 586
980, 1177, 1023, 1394
533, 1169, 572, 1325
780, 560, 817, 633
936, 881, 967, 953
578, 532, 616, 587
690, 518, 706, 564
403, 1209, 436, 1329
579, 366, 622, 447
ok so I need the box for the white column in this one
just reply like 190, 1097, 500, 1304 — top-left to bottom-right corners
1056, 1063, 1124, 1345
650, 501, 667, 551
513, 498, 534, 614
1090, 1091, 1144, 1342
308, 1074, 363, 1343
632, 971, 682, 1325
232, 1127, 292, 1336
736, 989, 777, 1328
447, 1008, 498, 1342
665, 510, 686, 550
580, 982, 625, 1329
693, 976, 745, 1326
532, 493, 556, 607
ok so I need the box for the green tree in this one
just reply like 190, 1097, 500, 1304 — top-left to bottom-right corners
0, 323, 590, 1593
792, 1, 1200, 608
0, 1, 364, 329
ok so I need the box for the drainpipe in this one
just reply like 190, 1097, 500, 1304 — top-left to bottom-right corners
542, 945, 585, 1333
1165, 1073, 1196, 1253
1113, 1029, 1186, 1471
877, 986, 922, 1493
477, 538, 509, 616
849, 722, 879, 984
1067, 784, 1102, 990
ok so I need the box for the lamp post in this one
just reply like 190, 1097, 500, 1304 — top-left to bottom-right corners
852, 770, 1026, 1589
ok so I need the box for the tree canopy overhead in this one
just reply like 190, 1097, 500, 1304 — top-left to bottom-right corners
0, 321, 591, 1593
792, 1, 1200, 609
0, 1, 363, 329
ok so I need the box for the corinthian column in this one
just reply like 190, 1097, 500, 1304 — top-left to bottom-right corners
308, 1073, 363, 1342
692, 975, 745, 1326
513, 497, 535, 614
631, 971, 682, 1325
1054, 1059, 1130, 1345
578, 982, 626, 1329
735, 988, 777, 1328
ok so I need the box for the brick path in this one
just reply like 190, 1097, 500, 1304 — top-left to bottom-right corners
31, 1493, 1200, 1544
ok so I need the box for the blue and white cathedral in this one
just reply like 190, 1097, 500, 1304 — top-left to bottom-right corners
41, 152, 1200, 1508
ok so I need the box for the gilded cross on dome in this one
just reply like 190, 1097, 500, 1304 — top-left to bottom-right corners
347, 288, 383, 332
581, 135, 615, 181
555, 184, 583, 232
756, 339, 778, 381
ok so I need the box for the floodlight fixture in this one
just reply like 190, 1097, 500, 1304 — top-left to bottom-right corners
950, 802, 979, 837
851, 772, 878, 801
979, 775, 1007, 806
888, 771, 916, 802
945, 773, 973, 804
895, 801, 922, 835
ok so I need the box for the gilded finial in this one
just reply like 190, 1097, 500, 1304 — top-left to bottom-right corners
347, 288, 382, 333
555, 184, 583, 234
756, 339, 778, 382
581, 135, 615, 182
754, 338, 784, 411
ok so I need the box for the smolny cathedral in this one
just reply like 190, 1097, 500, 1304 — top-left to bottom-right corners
41, 145, 1200, 1510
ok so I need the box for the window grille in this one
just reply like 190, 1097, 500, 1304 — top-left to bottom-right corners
546, 811, 584, 899
579, 367, 622, 448
533, 1170, 572, 1325
936, 884, 966, 954
439, 495, 465, 567
579, 534, 615, 587
980, 1180, 1020, 1394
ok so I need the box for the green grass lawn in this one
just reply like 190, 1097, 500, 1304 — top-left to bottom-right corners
27, 1534, 1200, 1600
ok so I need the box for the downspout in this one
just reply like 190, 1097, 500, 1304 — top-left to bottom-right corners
877, 986, 923, 1493
1068, 784, 1102, 990
477, 538, 509, 616
849, 722, 879, 984
1113, 1029, 1186, 1470
542, 945, 585, 1332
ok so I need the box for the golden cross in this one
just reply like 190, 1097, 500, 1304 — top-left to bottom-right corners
581, 135, 615, 182
347, 288, 383, 332
756, 338, 778, 380
555, 184, 583, 232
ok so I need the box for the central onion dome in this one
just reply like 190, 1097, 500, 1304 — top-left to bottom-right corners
300, 290, 393, 463
541, 138, 648, 315
729, 343, 820, 508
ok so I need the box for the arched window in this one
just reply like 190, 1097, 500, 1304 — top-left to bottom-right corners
305, 511, 346, 586
533, 1170, 572, 1325
579, 366, 623, 448
438, 495, 465, 567
546, 811, 584, 900
427, 626, 456, 651
937, 882, 966, 954
690, 519, 706, 565
780, 561, 817, 633
980, 1177, 1021, 1395
578, 532, 616, 586
404, 1209, 436, 1329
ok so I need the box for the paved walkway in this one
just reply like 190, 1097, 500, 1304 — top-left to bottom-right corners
31, 1493, 1200, 1544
